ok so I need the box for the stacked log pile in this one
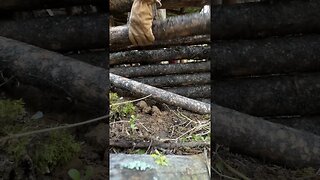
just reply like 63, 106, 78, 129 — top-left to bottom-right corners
0, 1, 108, 115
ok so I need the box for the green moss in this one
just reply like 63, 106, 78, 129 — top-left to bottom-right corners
109, 92, 136, 120
0, 99, 25, 123
33, 131, 81, 173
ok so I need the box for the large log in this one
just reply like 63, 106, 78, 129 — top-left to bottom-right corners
213, 104, 320, 168
0, 36, 107, 115
111, 35, 210, 52
110, 73, 210, 114
0, 0, 105, 11
68, 50, 107, 68
110, 12, 210, 48
212, 0, 320, 39
212, 35, 320, 78
110, 0, 205, 13
214, 73, 320, 117
0, 14, 107, 51
111, 61, 210, 77
133, 73, 210, 87
110, 45, 209, 65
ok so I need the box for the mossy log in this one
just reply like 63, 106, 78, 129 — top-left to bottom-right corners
0, 36, 107, 115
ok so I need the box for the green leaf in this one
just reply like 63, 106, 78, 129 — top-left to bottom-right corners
84, 166, 93, 180
68, 169, 81, 180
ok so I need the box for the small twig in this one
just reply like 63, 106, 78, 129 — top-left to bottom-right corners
211, 167, 240, 180
110, 94, 152, 107
0, 76, 14, 87
0, 114, 109, 142
217, 156, 251, 180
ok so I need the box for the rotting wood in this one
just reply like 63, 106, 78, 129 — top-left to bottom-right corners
213, 104, 320, 168
212, 0, 320, 39
212, 35, 320, 78
111, 35, 210, 52
0, 36, 107, 115
166, 85, 210, 99
110, 0, 205, 14
110, 12, 210, 48
111, 61, 210, 77
110, 153, 210, 179
110, 73, 210, 114
110, 45, 209, 65
214, 73, 320, 117
133, 73, 210, 87
0, 14, 107, 51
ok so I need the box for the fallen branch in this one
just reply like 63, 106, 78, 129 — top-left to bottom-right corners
110, 73, 210, 114
111, 61, 210, 77
110, 45, 209, 65
166, 85, 210, 98
110, 12, 210, 48
68, 50, 107, 68
213, 104, 320, 168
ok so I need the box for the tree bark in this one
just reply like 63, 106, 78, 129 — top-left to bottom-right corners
212, 0, 320, 39
166, 85, 210, 98
110, 46, 209, 65
0, 14, 107, 51
111, 61, 210, 77
0, 0, 104, 11
212, 35, 320, 78
214, 73, 320, 117
133, 73, 210, 87
110, 0, 205, 14
0, 36, 107, 115
110, 73, 210, 114
111, 35, 210, 52
68, 50, 107, 68
110, 13, 210, 48
213, 104, 320, 168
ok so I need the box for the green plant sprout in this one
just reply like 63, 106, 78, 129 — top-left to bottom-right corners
151, 150, 169, 166
68, 166, 93, 180
129, 115, 138, 130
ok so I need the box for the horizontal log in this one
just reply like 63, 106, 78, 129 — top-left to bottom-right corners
110, 12, 210, 48
110, 0, 205, 13
0, 36, 107, 115
0, 14, 107, 51
133, 73, 210, 87
214, 73, 320, 117
212, 35, 320, 78
110, 73, 210, 114
111, 35, 210, 52
212, 0, 320, 39
67, 50, 107, 68
110, 154, 209, 179
166, 85, 210, 98
111, 61, 210, 77
110, 45, 210, 65
213, 104, 320, 168
266, 116, 320, 136
0, 0, 105, 11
